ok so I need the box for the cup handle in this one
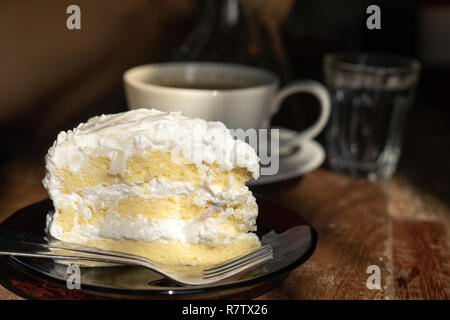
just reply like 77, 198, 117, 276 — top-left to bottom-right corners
272, 80, 331, 145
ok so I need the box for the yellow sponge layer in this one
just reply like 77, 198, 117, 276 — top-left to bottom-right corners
57, 151, 250, 194
84, 237, 261, 266
115, 195, 248, 221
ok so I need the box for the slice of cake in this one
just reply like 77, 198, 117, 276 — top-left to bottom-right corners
43, 108, 260, 266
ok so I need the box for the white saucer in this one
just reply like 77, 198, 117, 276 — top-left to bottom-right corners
248, 127, 325, 186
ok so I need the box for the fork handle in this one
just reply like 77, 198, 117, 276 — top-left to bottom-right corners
0, 239, 139, 266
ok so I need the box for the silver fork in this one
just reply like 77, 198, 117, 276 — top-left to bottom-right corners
0, 238, 273, 286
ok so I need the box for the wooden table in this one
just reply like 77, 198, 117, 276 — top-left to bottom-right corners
0, 156, 448, 299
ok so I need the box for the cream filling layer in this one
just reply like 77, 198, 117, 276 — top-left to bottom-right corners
47, 179, 258, 246
48, 209, 258, 246
50, 178, 257, 220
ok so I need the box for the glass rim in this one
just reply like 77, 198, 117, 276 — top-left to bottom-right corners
324, 52, 421, 75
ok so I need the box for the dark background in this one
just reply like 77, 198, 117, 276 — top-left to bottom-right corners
0, 0, 448, 204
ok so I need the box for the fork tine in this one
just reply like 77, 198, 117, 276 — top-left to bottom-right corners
203, 247, 272, 277
203, 252, 273, 280
204, 244, 272, 274
203, 251, 273, 280
204, 247, 273, 278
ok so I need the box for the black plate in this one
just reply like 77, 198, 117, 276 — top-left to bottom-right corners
0, 195, 317, 299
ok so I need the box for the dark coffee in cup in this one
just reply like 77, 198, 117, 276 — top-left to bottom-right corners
153, 81, 250, 90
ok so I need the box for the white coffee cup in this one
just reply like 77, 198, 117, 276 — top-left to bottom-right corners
124, 62, 330, 146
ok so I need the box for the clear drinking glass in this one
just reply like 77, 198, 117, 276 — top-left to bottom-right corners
323, 53, 421, 180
